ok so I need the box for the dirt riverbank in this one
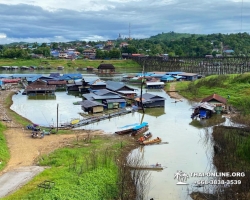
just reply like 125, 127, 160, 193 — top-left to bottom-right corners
0, 88, 104, 175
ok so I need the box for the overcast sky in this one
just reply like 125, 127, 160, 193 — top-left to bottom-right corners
0, 0, 250, 44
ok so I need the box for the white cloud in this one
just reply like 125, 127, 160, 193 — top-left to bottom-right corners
0, 33, 7, 39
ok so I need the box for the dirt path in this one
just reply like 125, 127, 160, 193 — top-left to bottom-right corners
167, 82, 184, 100
0, 89, 103, 176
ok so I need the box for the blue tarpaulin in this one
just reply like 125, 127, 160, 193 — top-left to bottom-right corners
199, 110, 207, 118
132, 122, 148, 130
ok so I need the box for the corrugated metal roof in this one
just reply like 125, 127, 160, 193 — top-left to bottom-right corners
191, 102, 215, 111
178, 73, 198, 77
201, 94, 227, 105
89, 79, 106, 86
106, 99, 126, 103
135, 93, 165, 102
146, 82, 164, 86
93, 89, 118, 96
78, 100, 104, 108
118, 90, 137, 94
82, 93, 94, 101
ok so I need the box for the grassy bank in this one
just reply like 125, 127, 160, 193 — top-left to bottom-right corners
0, 122, 9, 171
175, 73, 250, 114
4, 92, 32, 127
3, 135, 136, 200
0, 58, 140, 71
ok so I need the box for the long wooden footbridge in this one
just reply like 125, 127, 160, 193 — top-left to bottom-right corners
132, 56, 250, 75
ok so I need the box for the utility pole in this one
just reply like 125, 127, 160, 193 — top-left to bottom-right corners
57, 103, 59, 132
140, 63, 145, 114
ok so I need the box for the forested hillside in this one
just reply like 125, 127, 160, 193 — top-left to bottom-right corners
1, 32, 250, 59
125, 32, 250, 57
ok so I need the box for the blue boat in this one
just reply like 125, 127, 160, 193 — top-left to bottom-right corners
115, 122, 148, 135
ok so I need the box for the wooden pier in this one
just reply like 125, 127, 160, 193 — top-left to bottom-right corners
72, 108, 134, 128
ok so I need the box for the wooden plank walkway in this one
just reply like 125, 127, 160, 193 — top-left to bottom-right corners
72, 108, 134, 128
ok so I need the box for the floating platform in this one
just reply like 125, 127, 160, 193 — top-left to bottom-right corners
128, 165, 164, 171
72, 108, 134, 128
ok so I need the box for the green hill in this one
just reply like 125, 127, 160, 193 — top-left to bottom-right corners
175, 73, 250, 114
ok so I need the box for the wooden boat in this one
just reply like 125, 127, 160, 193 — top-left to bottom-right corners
131, 126, 148, 136
115, 128, 133, 135
115, 122, 148, 135
128, 164, 163, 170
137, 132, 152, 142
141, 137, 162, 145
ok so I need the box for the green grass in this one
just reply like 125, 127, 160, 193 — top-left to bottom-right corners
0, 58, 141, 72
0, 122, 9, 171
237, 136, 250, 162
176, 74, 250, 114
3, 136, 132, 200
5, 92, 32, 126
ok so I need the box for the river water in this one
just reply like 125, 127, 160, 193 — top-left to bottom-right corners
9, 72, 221, 200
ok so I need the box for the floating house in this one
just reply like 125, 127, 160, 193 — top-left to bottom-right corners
82, 89, 126, 109
201, 93, 227, 114
121, 75, 134, 82
191, 102, 215, 119
97, 64, 115, 74
11, 66, 19, 70
88, 79, 106, 90
160, 75, 175, 82
79, 100, 104, 113
1, 66, 11, 70
26, 75, 54, 84
166, 72, 184, 76
145, 82, 164, 89
149, 72, 167, 78
47, 80, 67, 90
20, 66, 29, 70
178, 73, 198, 81
106, 81, 137, 98
66, 81, 82, 91
135, 93, 165, 108
86, 66, 94, 72
79, 77, 98, 93
25, 79, 56, 96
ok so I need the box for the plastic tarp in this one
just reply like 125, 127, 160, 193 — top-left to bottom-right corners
199, 110, 207, 118
132, 122, 148, 130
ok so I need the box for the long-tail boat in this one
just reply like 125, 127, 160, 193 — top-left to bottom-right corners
140, 137, 162, 145
115, 122, 148, 135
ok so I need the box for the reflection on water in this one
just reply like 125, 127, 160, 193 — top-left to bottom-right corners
140, 107, 166, 118
189, 115, 226, 129
11, 79, 221, 200
27, 94, 56, 100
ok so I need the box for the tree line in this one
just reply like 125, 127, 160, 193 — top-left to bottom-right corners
1, 32, 250, 59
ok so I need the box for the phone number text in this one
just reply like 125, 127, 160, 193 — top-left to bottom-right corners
195, 179, 241, 185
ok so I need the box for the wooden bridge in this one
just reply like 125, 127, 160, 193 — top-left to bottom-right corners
132, 56, 250, 75
72, 108, 134, 128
